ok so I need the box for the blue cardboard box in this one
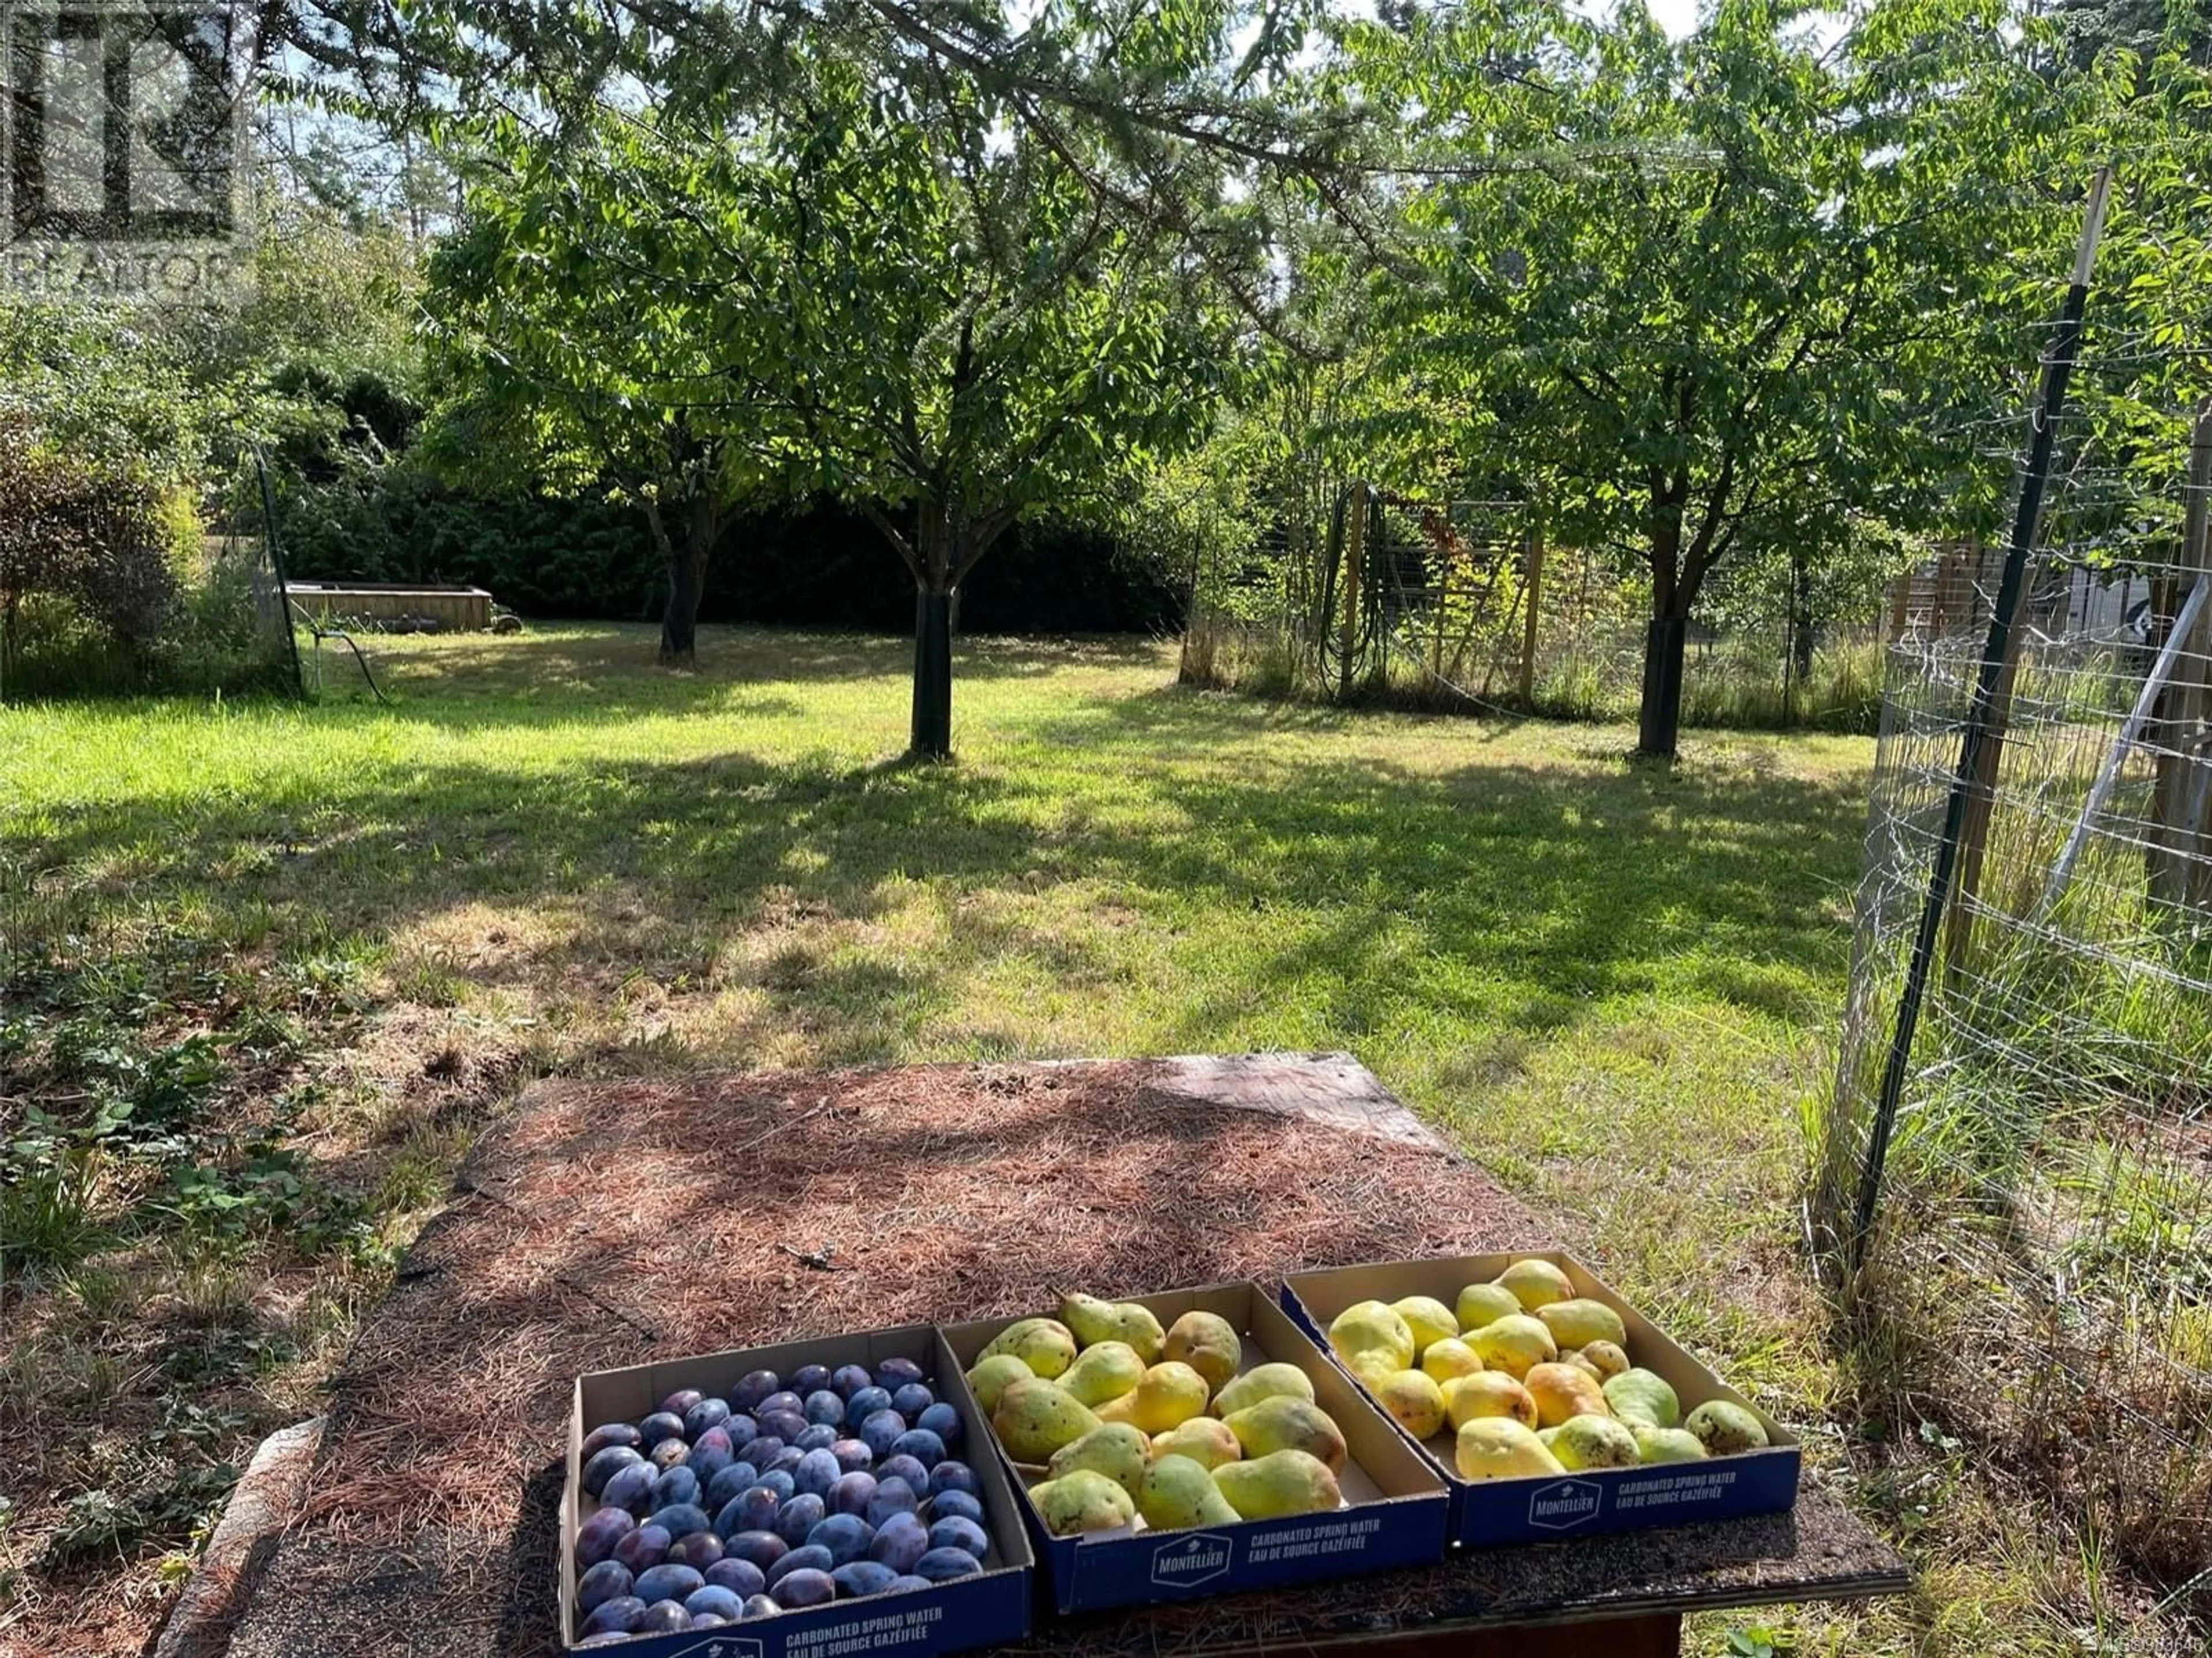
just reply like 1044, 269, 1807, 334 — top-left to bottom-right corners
1281, 1252, 1802, 1546
563, 1325, 1034, 1656
944, 1282, 1450, 1615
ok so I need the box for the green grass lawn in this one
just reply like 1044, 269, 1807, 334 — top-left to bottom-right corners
0, 624, 2153, 1655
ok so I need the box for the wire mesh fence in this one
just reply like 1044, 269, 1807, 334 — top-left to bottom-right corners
1813, 386, 2212, 1607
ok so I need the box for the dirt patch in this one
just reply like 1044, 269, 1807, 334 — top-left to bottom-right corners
297, 1055, 1522, 1542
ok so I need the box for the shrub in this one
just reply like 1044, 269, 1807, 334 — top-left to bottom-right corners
0, 419, 179, 692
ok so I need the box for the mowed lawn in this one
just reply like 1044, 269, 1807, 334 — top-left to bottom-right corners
0, 625, 2076, 1655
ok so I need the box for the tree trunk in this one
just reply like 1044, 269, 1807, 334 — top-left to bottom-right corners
911, 582, 954, 759
1789, 547, 1815, 692
657, 495, 713, 665
1637, 494, 1690, 759
1638, 615, 1689, 759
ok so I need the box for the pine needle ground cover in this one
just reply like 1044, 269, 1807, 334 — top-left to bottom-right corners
0, 624, 2150, 1656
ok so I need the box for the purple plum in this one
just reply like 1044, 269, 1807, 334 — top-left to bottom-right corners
723, 1530, 789, 1573
916, 1403, 963, 1450
804, 1390, 847, 1426
651, 1466, 700, 1511
926, 1460, 979, 1500
868, 1513, 928, 1574
858, 1410, 907, 1460
807, 1513, 874, 1568
878, 1455, 928, 1492
874, 1358, 926, 1392
928, 1516, 989, 1560
771, 1569, 837, 1610
833, 1561, 899, 1599
579, 1595, 646, 1637
766, 1545, 834, 1587
574, 1505, 635, 1568
773, 1493, 826, 1547
792, 1364, 832, 1395
637, 1599, 689, 1632
891, 1384, 934, 1419
830, 1439, 873, 1475
684, 1398, 732, 1439
830, 1472, 877, 1517
914, 1547, 982, 1583
843, 1387, 893, 1429
689, 1614, 730, 1630
691, 1445, 737, 1487
658, 1388, 704, 1418
611, 1523, 670, 1574
723, 1414, 761, 1451
716, 1487, 779, 1539
610, 1452, 659, 1505
581, 1423, 643, 1461
582, 1445, 645, 1497
752, 1469, 797, 1504
890, 1429, 945, 1470
705, 1463, 760, 1512
704, 1557, 766, 1598
741, 1593, 780, 1619
576, 1559, 634, 1615
666, 1530, 724, 1570
633, 1563, 704, 1604
865, 1478, 919, 1528
926, 1490, 984, 1530
764, 1447, 806, 1478
760, 1410, 810, 1444
759, 1391, 805, 1421
740, 1436, 785, 1470
732, 1371, 781, 1412
649, 1502, 711, 1542
831, 1364, 873, 1399
638, 1411, 687, 1447
684, 1585, 745, 1622
793, 1424, 839, 1453
886, 1575, 932, 1595
632, 1567, 699, 1602
649, 1437, 691, 1471
794, 1449, 842, 1500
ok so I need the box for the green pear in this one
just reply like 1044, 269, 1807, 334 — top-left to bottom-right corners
993, 1377, 1101, 1463
979, 1318, 1078, 1379
1222, 1394, 1347, 1473
1162, 1311, 1241, 1394
1601, 1368, 1681, 1429
1137, 1453, 1241, 1530
1056, 1291, 1166, 1363
965, 1353, 1036, 1415
1548, 1413, 1639, 1471
1046, 1422, 1151, 1496
1685, 1399, 1770, 1455
1210, 1361, 1314, 1420
1211, 1449, 1340, 1520
1634, 1425, 1710, 1464
1059, 1341, 1146, 1408
1028, 1467, 1135, 1536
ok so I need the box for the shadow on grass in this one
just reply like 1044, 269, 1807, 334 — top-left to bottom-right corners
9, 664, 1869, 1073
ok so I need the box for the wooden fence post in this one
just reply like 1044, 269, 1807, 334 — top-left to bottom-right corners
2150, 400, 2212, 908
1520, 506, 1546, 705
1340, 482, 1366, 702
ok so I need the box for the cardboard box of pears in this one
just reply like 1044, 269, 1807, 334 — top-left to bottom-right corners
1283, 1251, 1802, 1545
945, 1281, 1449, 1614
